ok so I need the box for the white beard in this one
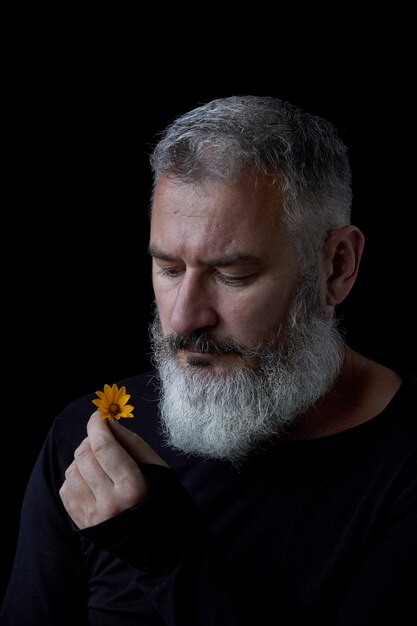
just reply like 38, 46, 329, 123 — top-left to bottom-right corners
150, 276, 344, 462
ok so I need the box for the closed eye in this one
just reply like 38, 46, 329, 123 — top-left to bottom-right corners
157, 267, 183, 279
215, 272, 256, 286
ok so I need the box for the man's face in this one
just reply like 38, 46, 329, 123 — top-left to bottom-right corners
150, 173, 300, 372
149, 174, 343, 461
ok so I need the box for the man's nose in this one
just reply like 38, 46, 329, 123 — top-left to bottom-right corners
170, 273, 218, 336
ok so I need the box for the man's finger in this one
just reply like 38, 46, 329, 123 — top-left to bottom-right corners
90, 411, 169, 468
59, 460, 96, 528
74, 437, 115, 493
86, 413, 146, 487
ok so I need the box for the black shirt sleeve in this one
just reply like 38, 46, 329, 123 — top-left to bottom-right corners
79, 464, 251, 626
0, 427, 89, 626
1, 446, 250, 625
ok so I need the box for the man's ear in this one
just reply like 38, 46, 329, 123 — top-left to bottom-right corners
323, 225, 365, 307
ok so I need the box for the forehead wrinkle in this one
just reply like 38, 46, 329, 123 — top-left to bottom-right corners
159, 209, 209, 218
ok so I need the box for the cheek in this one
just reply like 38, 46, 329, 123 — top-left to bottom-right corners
152, 278, 172, 332
154, 295, 172, 334
223, 288, 286, 343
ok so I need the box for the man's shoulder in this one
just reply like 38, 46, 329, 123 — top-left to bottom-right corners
390, 368, 417, 422
367, 367, 417, 457
386, 366, 416, 401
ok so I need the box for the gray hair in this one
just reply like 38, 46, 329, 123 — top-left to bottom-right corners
150, 95, 352, 267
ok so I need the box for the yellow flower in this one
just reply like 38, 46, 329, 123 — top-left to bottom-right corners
92, 383, 134, 420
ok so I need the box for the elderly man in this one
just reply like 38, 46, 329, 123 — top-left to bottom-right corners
2, 96, 416, 625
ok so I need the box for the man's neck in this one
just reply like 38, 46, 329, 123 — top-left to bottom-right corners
281, 347, 403, 441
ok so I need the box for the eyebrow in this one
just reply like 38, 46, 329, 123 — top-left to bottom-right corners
148, 245, 261, 267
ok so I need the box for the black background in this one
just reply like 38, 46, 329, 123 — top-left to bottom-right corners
2, 26, 416, 604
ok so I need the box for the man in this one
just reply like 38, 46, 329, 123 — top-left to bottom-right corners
2, 96, 416, 625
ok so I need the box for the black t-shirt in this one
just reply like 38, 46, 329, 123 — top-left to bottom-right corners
2, 370, 417, 625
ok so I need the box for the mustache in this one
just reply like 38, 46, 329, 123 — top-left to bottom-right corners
162, 331, 258, 357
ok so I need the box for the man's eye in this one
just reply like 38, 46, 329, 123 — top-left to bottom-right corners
215, 273, 253, 286
157, 267, 182, 278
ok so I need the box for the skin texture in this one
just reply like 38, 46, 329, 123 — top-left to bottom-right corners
149, 174, 300, 371
60, 173, 402, 529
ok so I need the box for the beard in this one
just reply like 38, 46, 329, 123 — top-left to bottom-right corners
150, 273, 344, 463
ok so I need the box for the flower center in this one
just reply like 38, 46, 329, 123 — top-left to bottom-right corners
109, 403, 120, 416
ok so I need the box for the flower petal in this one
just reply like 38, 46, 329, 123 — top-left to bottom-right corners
115, 386, 127, 402
103, 384, 113, 400
111, 384, 119, 401
118, 394, 131, 406
92, 399, 105, 409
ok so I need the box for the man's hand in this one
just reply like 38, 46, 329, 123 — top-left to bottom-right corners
59, 411, 168, 529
